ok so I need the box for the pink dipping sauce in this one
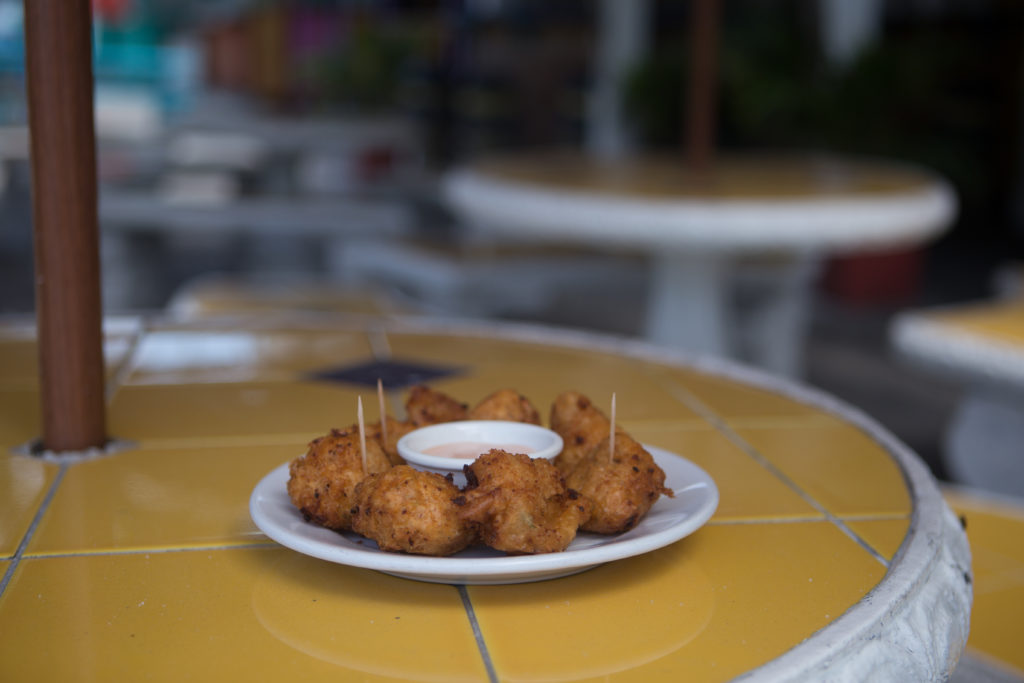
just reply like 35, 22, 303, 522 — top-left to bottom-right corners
422, 441, 535, 460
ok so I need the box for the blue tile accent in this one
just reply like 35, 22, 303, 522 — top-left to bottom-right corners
308, 359, 463, 389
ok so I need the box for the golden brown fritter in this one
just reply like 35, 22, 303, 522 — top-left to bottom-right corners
457, 450, 590, 554
550, 391, 622, 476
362, 418, 416, 465
350, 466, 475, 556
468, 388, 541, 424
287, 427, 392, 531
405, 385, 468, 426
563, 433, 673, 534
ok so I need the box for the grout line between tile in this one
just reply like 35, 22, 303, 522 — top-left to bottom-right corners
711, 415, 841, 430
707, 516, 829, 525
618, 418, 717, 432
104, 324, 146, 403
707, 513, 909, 526
659, 378, 891, 569
839, 513, 913, 522
0, 462, 67, 598
125, 433, 312, 451
22, 541, 279, 561
458, 586, 498, 683
0, 556, 16, 596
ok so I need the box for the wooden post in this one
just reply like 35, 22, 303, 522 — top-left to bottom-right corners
23, 0, 107, 452
686, 0, 721, 172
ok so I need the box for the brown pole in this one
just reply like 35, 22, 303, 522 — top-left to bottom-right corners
23, 0, 107, 452
686, 0, 721, 172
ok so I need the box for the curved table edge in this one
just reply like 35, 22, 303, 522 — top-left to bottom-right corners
442, 167, 957, 254
720, 363, 973, 682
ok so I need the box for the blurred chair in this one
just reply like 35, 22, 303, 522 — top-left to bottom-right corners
330, 239, 649, 334
97, 101, 422, 312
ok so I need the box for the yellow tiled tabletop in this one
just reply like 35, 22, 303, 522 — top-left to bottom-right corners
0, 314, 971, 681
944, 487, 1024, 678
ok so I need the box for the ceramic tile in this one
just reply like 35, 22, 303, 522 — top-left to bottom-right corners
945, 491, 1024, 673
659, 368, 823, 421
0, 318, 945, 680
0, 386, 41, 449
124, 329, 375, 385
625, 425, 820, 521
468, 521, 886, 682
733, 420, 911, 518
0, 453, 58, 557
0, 548, 487, 682
108, 380, 375, 445
384, 334, 705, 424
843, 517, 911, 563
27, 443, 299, 555
0, 339, 39, 387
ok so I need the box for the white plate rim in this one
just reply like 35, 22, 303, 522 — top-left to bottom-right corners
249, 445, 718, 583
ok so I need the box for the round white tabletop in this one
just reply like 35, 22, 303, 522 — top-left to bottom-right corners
444, 152, 957, 375
444, 151, 956, 252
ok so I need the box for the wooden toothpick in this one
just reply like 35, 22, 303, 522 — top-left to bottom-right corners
609, 392, 616, 463
377, 378, 388, 448
358, 396, 367, 475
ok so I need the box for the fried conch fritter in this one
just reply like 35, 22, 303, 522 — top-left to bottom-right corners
287, 427, 392, 531
350, 466, 475, 556
469, 389, 541, 424
362, 418, 416, 465
550, 390, 624, 475
457, 450, 591, 554
563, 433, 673, 535
405, 385, 469, 426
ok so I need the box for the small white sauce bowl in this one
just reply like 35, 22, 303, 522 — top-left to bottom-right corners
397, 420, 563, 486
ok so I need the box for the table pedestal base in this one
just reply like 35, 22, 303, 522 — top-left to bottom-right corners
645, 252, 820, 377
646, 253, 730, 356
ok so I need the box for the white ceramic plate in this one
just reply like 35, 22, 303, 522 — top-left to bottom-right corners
249, 446, 718, 584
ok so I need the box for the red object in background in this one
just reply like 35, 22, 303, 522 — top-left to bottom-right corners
822, 248, 925, 306
358, 147, 396, 183
92, 0, 133, 23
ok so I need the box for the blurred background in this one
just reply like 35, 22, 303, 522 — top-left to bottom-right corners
1, 0, 1023, 488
